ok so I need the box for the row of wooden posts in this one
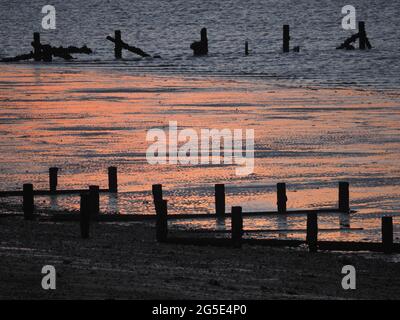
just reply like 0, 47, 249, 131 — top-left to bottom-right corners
8, 166, 396, 253
154, 198, 396, 254
1, 21, 371, 62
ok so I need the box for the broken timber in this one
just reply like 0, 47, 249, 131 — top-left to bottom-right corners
190, 28, 208, 56
1, 32, 92, 62
336, 21, 372, 50
106, 30, 151, 58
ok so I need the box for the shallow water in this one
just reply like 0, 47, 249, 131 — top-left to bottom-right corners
0, 0, 399, 90
0, 65, 399, 242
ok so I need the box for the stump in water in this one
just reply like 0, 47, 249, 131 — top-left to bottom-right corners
190, 28, 208, 56
1, 32, 92, 62
283, 25, 290, 53
336, 21, 372, 50
106, 31, 151, 58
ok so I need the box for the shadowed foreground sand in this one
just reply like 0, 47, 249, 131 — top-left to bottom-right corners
0, 210, 399, 300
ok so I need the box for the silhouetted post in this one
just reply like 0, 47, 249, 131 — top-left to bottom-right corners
23, 184, 34, 220
306, 212, 318, 252
32, 32, 41, 61
277, 183, 287, 214
283, 25, 290, 53
339, 181, 350, 213
190, 28, 208, 56
49, 167, 58, 193
201, 28, 208, 52
156, 200, 168, 242
108, 166, 118, 193
359, 21, 366, 50
89, 185, 100, 216
231, 206, 243, 248
245, 41, 249, 56
80, 193, 90, 239
215, 184, 225, 217
152, 184, 163, 202
114, 30, 122, 59
382, 217, 393, 254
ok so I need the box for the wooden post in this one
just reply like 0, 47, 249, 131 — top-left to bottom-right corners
80, 193, 90, 239
231, 206, 243, 248
245, 41, 249, 55
108, 166, 118, 193
339, 181, 350, 213
283, 25, 290, 53
306, 212, 318, 252
359, 21, 366, 50
382, 217, 393, 254
277, 183, 287, 214
49, 167, 58, 193
32, 32, 41, 61
156, 199, 168, 242
201, 28, 208, 54
114, 30, 122, 59
215, 184, 225, 217
89, 185, 100, 216
23, 184, 34, 220
152, 184, 163, 204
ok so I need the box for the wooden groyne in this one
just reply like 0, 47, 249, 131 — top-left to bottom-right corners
1, 21, 374, 62
157, 202, 398, 254
0, 166, 118, 197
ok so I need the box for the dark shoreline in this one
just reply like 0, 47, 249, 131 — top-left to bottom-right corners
0, 203, 399, 300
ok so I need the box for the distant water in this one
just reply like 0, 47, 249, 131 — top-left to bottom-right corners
1, 0, 400, 90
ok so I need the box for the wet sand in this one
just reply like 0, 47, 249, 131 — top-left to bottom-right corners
0, 207, 399, 300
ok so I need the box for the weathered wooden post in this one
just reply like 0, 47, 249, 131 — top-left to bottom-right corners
49, 167, 58, 193
32, 32, 41, 61
215, 184, 225, 217
245, 41, 249, 56
339, 181, 350, 213
23, 184, 34, 220
114, 30, 122, 59
306, 212, 318, 252
283, 25, 290, 53
80, 193, 90, 239
382, 217, 393, 254
277, 183, 287, 214
231, 206, 243, 248
358, 21, 366, 50
108, 166, 118, 193
156, 199, 168, 242
190, 28, 208, 56
152, 184, 163, 202
89, 185, 100, 216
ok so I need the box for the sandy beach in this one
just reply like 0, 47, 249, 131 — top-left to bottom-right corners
0, 205, 399, 300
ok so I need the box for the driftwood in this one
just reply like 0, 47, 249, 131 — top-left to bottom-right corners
106, 35, 150, 58
1, 52, 34, 62
1, 41, 92, 63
